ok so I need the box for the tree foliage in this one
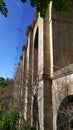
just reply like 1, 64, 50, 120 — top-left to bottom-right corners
0, 106, 20, 130
0, 0, 70, 18
0, 0, 8, 17
0, 77, 14, 113
0, 76, 35, 130
21, 0, 69, 17
0, 105, 35, 130
0, 77, 11, 88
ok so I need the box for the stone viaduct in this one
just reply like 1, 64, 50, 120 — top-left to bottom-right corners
14, 1, 73, 130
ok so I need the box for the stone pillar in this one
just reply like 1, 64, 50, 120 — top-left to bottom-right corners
22, 45, 27, 120
20, 55, 23, 97
38, 16, 44, 130
22, 44, 28, 121
27, 27, 33, 125
43, 3, 53, 130
17, 63, 21, 106
20, 55, 24, 125
68, 75, 73, 95
14, 66, 20, 106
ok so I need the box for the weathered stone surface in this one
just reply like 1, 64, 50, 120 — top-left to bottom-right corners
14, 1, 73, 130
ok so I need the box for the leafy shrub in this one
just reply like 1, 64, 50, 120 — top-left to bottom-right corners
0, 106, 35, 130
0, 107, 20, 130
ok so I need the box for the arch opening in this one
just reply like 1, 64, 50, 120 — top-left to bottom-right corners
57, 95, 73, 130
33, 28, 39, 130
34, 28, 38, 82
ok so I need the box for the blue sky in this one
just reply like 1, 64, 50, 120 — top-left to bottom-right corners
0, 0, 35, 79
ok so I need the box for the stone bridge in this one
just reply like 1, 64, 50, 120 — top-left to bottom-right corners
14, 1, 73, 130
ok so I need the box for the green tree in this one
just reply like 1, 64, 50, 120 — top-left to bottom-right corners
0, 0, 69, 18
0, 0, 8, 17
0, 105, 35, 130
0, 77, 6, 88
0, 77, 14, 113
0, 106, 20, 130
0, 77, 11, 88
21, 0, 69, 17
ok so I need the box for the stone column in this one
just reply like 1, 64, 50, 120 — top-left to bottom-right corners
22, 45, 27, 121
27, 26, 33, 125
68, 75, 73, 95
20, 55, 23, 97
14, 66, 20, 106
43, 3, 53, 130
20, 55, 24, 125
17, 62, 21, 106
22, 44, 28, 121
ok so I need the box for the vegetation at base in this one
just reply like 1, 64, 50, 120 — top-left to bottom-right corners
0, 104, 35, 130
0, 0, 70, 18
0, 77, 14, 113
0, 80, 19, 130
0, 76, 35, 130
21, 123, 35, 130
0, 106, 20, 130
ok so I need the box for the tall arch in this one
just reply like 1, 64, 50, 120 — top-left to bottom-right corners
33, 28, 39, 130
34, 28, 38, 82
57, 95, 73, 130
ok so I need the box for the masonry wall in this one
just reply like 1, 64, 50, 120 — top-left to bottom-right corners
33, 14, 44, 130
14, 4, 53, 130
52, 2, 73, 71
51, 2, 73, 130
52, 65, 73, 130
